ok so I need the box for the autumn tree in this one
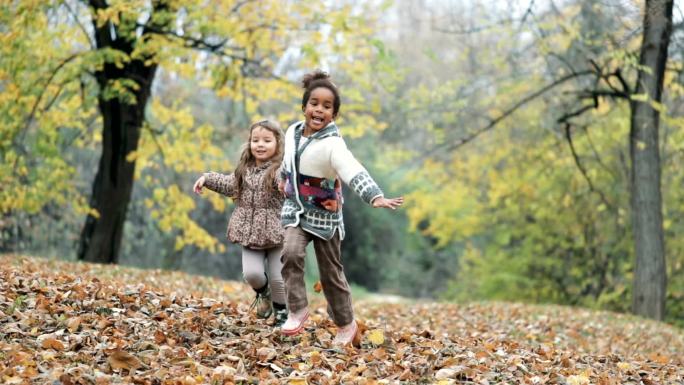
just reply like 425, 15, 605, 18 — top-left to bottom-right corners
74, 0, 323, 264
76, 0, 170, 264
552, 0, 674, 319
2, 1, 385, 264
628, 0, 673, 320
382, 0, 681, 321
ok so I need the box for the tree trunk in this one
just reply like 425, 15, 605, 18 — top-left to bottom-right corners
77, 90, 153, 263
78, 1, 162, 263
629, 0, 673, 320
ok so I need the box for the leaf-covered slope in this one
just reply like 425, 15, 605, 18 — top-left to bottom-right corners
1, 255, 682, 384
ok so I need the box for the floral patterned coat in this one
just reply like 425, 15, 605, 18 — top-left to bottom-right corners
203, 162, 284, 249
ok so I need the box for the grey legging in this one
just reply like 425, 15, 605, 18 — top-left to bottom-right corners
242, 245, 286, 305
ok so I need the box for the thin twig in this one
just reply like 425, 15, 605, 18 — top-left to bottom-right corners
64, 1, 95, 49
563, 123, 614, 211
12, 53, 82, 164
403, 69, 596, 169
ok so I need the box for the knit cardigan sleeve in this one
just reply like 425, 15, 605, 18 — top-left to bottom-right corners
203, 172, 237, 198
329, 137, 384, 205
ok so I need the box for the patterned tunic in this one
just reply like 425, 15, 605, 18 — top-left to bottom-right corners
204, 162, 284, 249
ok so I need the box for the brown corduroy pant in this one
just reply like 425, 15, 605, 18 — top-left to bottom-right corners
281, 226, 354, 326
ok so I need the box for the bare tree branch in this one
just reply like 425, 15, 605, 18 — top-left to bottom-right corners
563, 123, 615, 211
138, 22, 231, 51
557, 103, 597, 124
403, 69, 596, 169
397, 70, 596, 176
433, 0, 535, 35
230, 0, 257, 14
9, 52, 83, 175
13, 54, 82, 150
582, 125, 620, 181
64, 1, 95, 49
563, 89, 629, 100
137, 23, 278, 79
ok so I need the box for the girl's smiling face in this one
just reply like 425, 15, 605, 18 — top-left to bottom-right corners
250, 126, 277, 165
303, 87, 336, 134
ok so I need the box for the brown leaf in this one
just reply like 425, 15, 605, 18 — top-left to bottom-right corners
352, 319, 368, 348
152, 311, 167, 320
178, 331, 200, 344
313, 281, 322, 293
257, 347, 276, 361
398, 368, 412, 380
154, 330, 166, 344
58, 374, 75, 385
108, 349, 142, 372
66, 316, 81, 333
648, 352, 670, 364
42, 338, 65, 351
418, 329, 433, 338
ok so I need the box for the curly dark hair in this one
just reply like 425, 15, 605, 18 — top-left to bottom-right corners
301, 69, 341, 118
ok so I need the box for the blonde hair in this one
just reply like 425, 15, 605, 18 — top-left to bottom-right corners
233, 120, 284, 198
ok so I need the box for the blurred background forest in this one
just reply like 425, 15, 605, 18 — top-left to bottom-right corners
2, 0, 684, 325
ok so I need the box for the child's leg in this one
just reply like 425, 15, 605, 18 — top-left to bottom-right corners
242, 246, 272, 319
267, 245, 288, 327
312, 230, 354, 326
241, 247, 268, 290
281, 226, 311, 312
265, 245, 286, 305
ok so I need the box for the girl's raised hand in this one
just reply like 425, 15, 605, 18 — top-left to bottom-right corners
371, 196, 404, 210
193, 175, 206, 195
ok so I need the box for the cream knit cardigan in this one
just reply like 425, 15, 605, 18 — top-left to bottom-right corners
280, 120, 383, 240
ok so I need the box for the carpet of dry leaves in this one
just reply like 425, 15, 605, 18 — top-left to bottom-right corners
1, 254, 683, 385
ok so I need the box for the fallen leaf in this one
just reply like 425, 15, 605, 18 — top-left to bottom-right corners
648, 352, 670, 364
42, 338, 65, 351
257, 347, 276, 361
367, 329, 385, 345
435, 366, 465, 379
58, 374, 74, 385
213, 365, 236, 376
353, 319, 368, 348
154, 329, 166, 344
66, 316, 81, 333
108, 349, 142, 372
567, 374, 590, 385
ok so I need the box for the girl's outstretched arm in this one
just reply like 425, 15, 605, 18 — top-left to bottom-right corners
371, 196, 404, 210
193, 175, 206, 195
194, 172, 237, 198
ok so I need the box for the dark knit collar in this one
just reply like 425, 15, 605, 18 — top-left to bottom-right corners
295, 120, 340, 141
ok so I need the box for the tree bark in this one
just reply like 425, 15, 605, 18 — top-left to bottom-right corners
77, 89, 153, 263
629, 0, 673, 320
78, 1, 162, 263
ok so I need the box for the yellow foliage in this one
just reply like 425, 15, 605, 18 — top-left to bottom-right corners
2, 0, 393, 257
148, 186, 224, 253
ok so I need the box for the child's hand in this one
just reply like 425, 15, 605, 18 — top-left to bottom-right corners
371, 196, 404, 210
278, 180, 286, 197
193, 176, 206, 195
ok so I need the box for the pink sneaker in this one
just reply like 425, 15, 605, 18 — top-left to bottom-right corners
332, 320, 358, 346
280, 308, 309, 336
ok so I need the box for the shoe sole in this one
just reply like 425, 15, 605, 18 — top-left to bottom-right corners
281, 311, 309, 336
